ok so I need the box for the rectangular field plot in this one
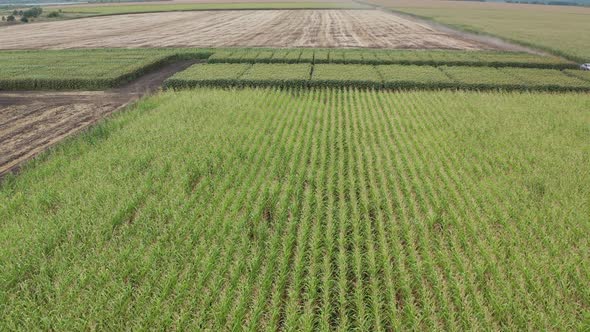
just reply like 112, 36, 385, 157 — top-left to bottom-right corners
239, 64, 311, 86
269, 50, 302, 64
166, 63, 590, 91
0, 49, 210, 90
2, 88, 588, 330
311, 64, 382, 88
164, 63, 251, 88
564, 69, 590, 83
206, 49, 573, 69
503, 68, 590, 91
472, 51, 568, 68
0, 10, 512, 50
377, 65, 455, 88
440, 66, 525, 90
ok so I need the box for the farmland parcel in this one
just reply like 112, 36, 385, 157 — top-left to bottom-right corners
366, 0, 590, 62
0, 10, 506, 50
1, 88, 588, 330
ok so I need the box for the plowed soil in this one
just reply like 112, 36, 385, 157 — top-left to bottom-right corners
0, 60, 197, 178
0, 10, 501, 50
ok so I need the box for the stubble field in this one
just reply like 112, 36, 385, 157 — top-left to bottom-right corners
0, 10, 502, 50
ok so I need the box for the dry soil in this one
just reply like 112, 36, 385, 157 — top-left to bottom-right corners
0, 10, 502, 50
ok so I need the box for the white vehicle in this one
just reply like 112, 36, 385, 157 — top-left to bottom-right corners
581, 63, 590, 71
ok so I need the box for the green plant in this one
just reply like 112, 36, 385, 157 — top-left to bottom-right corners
1, 88, 588, 330
311, 64, 382, 88
0, 49, 211, 90
440, 66, 525, 90
377, 65, 456, 89
47, 11, 61, 18
503, 68, 590, 91
164, 63, 251, 89
239, 63, 311, 87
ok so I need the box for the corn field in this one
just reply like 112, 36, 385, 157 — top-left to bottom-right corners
165, 63, 590, 91
1, 88, 588, 330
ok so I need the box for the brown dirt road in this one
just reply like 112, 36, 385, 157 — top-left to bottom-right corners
0, 10, 503, 50
0, 60, 198, 178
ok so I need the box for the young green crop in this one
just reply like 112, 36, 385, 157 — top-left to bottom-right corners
1, 88, 588, 330
441, 66, 525, 90
298, 49, 315, 63
207, 50, 236, 63
269, 49, 301, 64
255, 51, 275, 63
0, 48, 576, 91
564, 69, 590, 83
311, 64, 382, 88
168, 63, 590, 91
313, 50, 330, 64
164, 63, 251, 88
376, 65, 455, 89
205, 48, 574, 68
0, 48, 211, 90
503, 68, 590, 91
328, 50, 346, 63
239, 64, 312, 87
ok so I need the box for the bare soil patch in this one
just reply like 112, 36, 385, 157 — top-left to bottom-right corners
0, 10, 503, 50
0, 60, 196, 178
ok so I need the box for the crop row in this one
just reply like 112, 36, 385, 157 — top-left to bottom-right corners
165, 63, 590, 92
207, 49, 574, 69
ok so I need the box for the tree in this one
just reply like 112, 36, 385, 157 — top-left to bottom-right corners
6, 15, 15, 22
1, 16, 5, 22
20, 16, 28, 23
12, 10, 18, 16
23, 7, 43, 19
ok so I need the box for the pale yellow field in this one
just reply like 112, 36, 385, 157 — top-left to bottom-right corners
0, 10, 500, 50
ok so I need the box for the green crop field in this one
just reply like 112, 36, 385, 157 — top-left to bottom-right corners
0, 48, 575, 91
366, 0, 590, 62
1, 48, 586, 92
376, 65, 454, 89
0, 49, 211, 90
164, 63, 251, 89
165, 62, 590, 91
311, 64, 382, 88
207, 48, 573, 68
54, 2, 367, 16
240, 63, 312, 86
1, 88, 588, 330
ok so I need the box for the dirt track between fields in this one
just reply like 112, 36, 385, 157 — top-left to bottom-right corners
0, 10, 505, 50
0, 60, 197, 178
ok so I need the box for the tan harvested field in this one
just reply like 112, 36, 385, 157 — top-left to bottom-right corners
0, 10, 502, 50
50, 0, 354, 6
